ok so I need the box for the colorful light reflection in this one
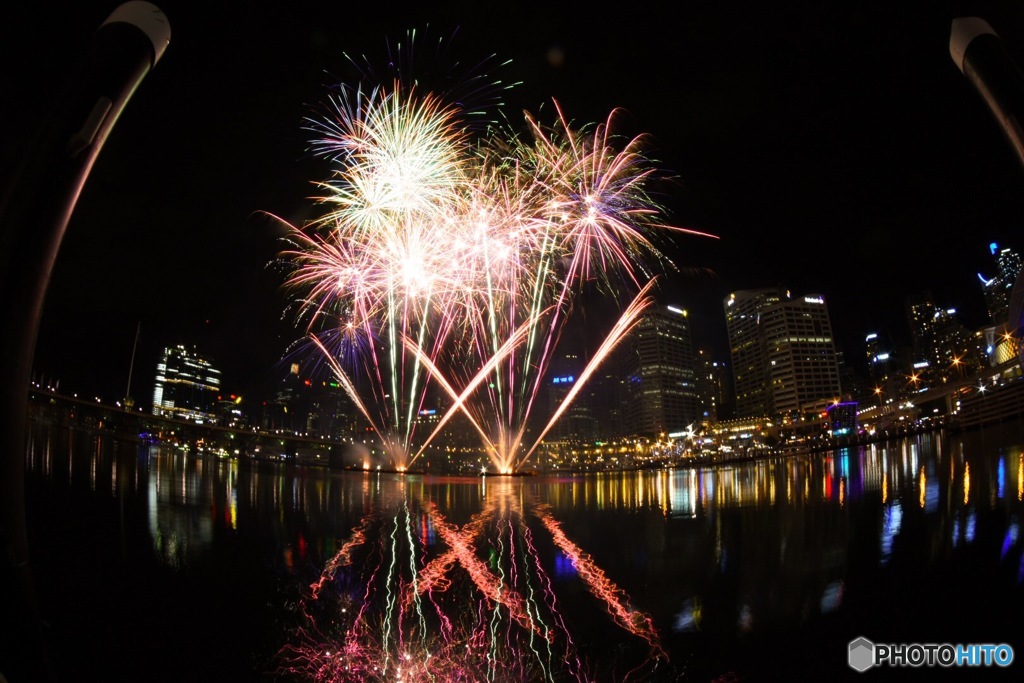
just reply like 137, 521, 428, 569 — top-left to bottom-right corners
273, 482, 665, 681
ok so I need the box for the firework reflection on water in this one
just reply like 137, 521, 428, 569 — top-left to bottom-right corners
272, 477, 668, 682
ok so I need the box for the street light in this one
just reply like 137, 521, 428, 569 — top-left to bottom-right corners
908, 372, 921, 392
951, 354, 970, 382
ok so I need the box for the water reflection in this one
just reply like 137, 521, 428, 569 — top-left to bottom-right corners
24, 423, 1024, 681
272, 479, 665, 681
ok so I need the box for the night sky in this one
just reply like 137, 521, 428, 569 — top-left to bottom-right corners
4, 0, 1024, 404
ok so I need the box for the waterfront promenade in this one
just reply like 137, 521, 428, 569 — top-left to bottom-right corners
26, 365, 1024, 474
26, 388, 347, 465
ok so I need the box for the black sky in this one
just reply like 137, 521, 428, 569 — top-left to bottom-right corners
4, 0, 1024, 404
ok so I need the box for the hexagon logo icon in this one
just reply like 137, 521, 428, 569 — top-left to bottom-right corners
848, 637, 875, 672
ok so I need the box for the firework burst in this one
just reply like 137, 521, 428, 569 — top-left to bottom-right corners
277, 34, 716, 471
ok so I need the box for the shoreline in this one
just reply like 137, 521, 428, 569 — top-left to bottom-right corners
25, 385, 1024, 476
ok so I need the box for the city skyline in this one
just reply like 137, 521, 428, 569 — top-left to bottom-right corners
35, 242, 1018, 407
60, 251, 1014, 443
4, 0, 1024, 405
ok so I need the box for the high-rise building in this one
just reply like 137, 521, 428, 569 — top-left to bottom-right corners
977, 242, 1024, 368
151, 344, 222, 423
724, 288, 842, 419
979, 242, 1023, 325
864, 331, 901, 404
693, 348, 728, 423
261, 362, 305, 432
545, 351, 599, 443
723, 288, 785, 418
759, 293, 843, 417
621, 304, 698, 438
905, 291, 985, 387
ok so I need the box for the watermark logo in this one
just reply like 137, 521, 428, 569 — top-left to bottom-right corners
848, 637, 875, 672
848, 637, 1014, 671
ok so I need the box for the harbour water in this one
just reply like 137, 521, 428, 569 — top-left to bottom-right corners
15, 419, 1024, 681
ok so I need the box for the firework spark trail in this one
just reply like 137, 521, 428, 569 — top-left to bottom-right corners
408, 503, 491, 602
380, 510, 401, 674
496, 500, 558, 683
279, 487, 659, 681
495, 108, 656, 444
306, 333, 387, 445
406, 310, 540, 470
522, 510, 584, 679
429, 109, 718, 472
309, 84, 470, 233
487, 513, 507, 681
527, 105, 660, 286
283, 85, 480, 466
410, 485, 588, 682
536, 504, 665, 659
280, 40, 719, 471
423, 152, 571, 471
421, 500, 541, 637
522, 278, 658, 468
309, 510, 374, 601
403, 503, 432, 657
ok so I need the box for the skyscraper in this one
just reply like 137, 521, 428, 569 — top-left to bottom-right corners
724, 288, 842, 419
864, 331, 901, 404
723, 288, 785, 418
621, 304, 698, 438
693, 348, 729, 423
905, 291, 985, 386
151, 344, 222, 424
545, 351, 599, 443
979, 242, 1023, 369
979, 242, 1023, 325
760, 294, 842, 417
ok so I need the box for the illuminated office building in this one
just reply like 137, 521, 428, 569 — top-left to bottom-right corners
622, 304, 699, 438
723, 288, 785, 418
978, 242, 1023, 368
979, 242, 1022, 325
864, 331, 901, 403
905, 291, 985, 385
151, 344, 222, 424
693, 348, 729, 422
724, 288, 842, 418
760, 293, 842, 417
546, 351, 600, 443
